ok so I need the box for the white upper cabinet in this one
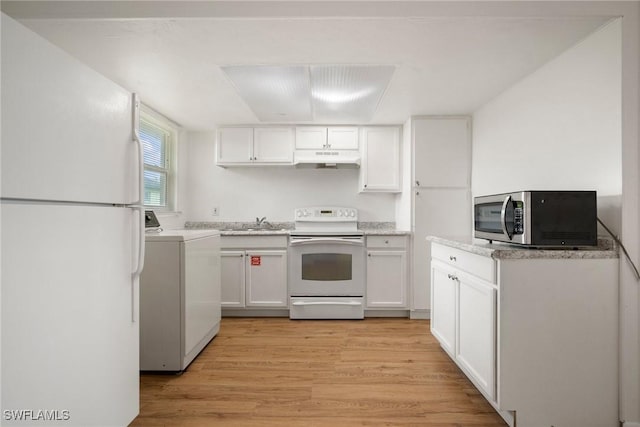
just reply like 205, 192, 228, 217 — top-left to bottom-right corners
216, 127, 253, 164
253, 127, 294, 163
216, 127, 294, 166
295, 127, 327, 149
413, 117, 470, 188
359, 126, 401, 192
327, 127, 359, 149
295, 126, 359, 150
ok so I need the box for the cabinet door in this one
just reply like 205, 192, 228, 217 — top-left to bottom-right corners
245, 250, 288, 307
253, 127, 294, 163
366, 250, 407, 308
360, 127, 401, 192
327, 126, 359, 149
430, 261, 457, 356
216, 127, 254, 164
456, 274, 496, 401
414, 189, 471, 310
413, 117, 470, 188
221, 251, 245, 307
295, 126, 327, 149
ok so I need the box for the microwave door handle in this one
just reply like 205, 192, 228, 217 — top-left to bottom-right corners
500, 196, 513, 240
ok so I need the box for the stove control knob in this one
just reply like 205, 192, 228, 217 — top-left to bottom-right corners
296, 210, 302, 217
349, 210, 356, 217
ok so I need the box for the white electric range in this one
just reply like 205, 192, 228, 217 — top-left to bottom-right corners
288, 206, 365, 319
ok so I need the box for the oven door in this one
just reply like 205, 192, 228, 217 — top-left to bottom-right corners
288, 239, 365, 297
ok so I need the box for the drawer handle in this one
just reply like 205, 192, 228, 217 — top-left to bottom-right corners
447, 274, 458, 281
449, 256, 457, 261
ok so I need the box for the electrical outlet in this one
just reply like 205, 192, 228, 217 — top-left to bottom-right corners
212, 207, 219, 216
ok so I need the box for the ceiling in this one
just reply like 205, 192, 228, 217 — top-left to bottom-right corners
1, 1, 613, 130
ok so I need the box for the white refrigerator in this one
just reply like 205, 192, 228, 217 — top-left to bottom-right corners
1, 14, 143, 426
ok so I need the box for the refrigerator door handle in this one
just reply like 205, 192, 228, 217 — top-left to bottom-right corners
131, 94, 145, 323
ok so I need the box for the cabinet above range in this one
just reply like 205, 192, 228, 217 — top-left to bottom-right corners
215, 124, 402, 193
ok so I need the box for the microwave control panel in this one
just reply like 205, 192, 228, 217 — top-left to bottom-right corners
513, 201, 524, 234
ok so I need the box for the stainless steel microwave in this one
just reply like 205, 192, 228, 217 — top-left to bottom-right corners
474, 191, 597, 246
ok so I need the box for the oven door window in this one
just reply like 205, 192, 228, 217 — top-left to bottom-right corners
302, 253, 352, 281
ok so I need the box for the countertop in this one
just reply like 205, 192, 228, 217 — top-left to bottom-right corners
144, 229, 220, 242
184, 221, 411, 236
427, 235, 618, 260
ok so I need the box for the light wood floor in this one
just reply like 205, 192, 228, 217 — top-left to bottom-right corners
130, 318, 507, 427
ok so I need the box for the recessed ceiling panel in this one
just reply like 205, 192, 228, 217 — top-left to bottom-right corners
310, 65, 395, 123
221, 65, 312, 122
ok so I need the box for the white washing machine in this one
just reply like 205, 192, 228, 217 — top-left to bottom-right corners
140, 229, 221, 371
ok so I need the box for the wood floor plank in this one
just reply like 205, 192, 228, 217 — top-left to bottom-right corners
130, 318, 507, 426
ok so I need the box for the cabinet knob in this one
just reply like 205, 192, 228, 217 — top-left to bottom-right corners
447, 274, 458, 281
368, 253, 371, 257
449, 256, 457, 261
384, 240, 389, 244
416, 180, 420, 186
364, 184, 368, 188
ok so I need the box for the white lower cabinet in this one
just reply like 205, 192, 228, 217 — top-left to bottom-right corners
221, 236, 288, 310
430, 240, 619, 427
245, 250, 287, 307
221, 251, 245, 307
430, 261, 457, 356
456, 273, 496, 401
431, 259, 496, 400
365, 235, 408, 309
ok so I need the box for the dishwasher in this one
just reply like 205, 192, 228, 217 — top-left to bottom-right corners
140, 229, 221, 372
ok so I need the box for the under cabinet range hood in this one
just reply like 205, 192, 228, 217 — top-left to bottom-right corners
293, 150, 361, 168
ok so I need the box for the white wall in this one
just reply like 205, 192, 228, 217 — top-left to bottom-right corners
472, 19, 622, 234
185, 131, 397, 222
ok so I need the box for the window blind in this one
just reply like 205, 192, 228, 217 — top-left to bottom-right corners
140, 119, 170, 208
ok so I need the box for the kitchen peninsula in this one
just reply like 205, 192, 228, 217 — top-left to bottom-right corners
428, 236, 619, 427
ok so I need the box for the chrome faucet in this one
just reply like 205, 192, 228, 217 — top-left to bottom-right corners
256, 216, 267, 226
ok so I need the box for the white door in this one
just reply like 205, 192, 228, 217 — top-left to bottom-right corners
295, 126, 327, 149
413, 188, 470, 309
1, 203, 139, 426
430, 261, 457, 356
1, 15, 136, 204
413, 117, 470, 188
253, 128, 294, 163
456, 274, 497, 401
360, 127, 400, 192
366, 250, 407, 308
216, 128, 254, 164
221, 251, 246, 307
245, 250, 288, 307
327, 126, 359, 149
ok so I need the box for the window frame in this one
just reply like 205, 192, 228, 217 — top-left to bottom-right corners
139, 105, 178, 212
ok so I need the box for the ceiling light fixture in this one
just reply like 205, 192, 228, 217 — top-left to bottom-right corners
221, 64, 395, 123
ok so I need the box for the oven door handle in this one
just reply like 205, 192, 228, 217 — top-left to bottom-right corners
289, 237, 364, 246
292, 301, 362, 306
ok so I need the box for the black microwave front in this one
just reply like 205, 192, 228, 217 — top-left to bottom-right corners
474, 191, 597, 247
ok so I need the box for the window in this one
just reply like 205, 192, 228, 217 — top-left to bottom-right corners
139, 107, 177, 210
